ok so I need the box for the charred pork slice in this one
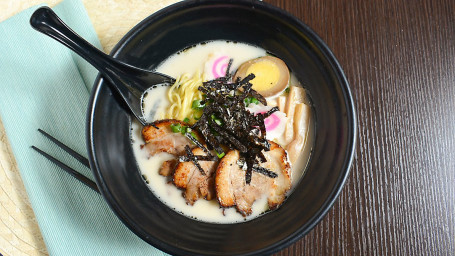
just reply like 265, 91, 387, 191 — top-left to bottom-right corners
142, 119, 193, 156
158, 159, 179, 176
173, 148, 218, 205
142, 119, 196, 176
216, 141, 291, 216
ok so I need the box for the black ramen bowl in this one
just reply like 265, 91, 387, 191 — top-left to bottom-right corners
87, 0, 356, 255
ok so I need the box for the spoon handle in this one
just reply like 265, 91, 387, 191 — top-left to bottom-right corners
30, 7, 117, 74
30, 6, 147, 124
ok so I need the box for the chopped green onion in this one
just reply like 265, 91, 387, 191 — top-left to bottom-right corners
185, 131, 199, 145
192, 99, 205, 110
193, 110, 203, 120
216, 151, 225, 158
180, 126, 187, 135
170, 123, 190, 135
183, 117, 190, 123
211, 114, 223, 126
244, 97, 259, 107
214, 119, 222, 126
170, 123, 182, 133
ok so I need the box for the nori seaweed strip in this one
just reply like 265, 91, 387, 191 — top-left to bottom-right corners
184, 145, 206, 175
261, 106, 279, 119
253, 113, 267, 138
248, 89, 267, 105
245, 167, 252, 184
252, 165, 278, 178
255, 137, 271, 150
235, 73, 267, 105
194, 114, 224, 155
224, 81, 242, 91
200, 124, 221, 152
239, 73, 255, 84
247, 129, 263, 148
198, 86, 229, 105
183, 67, 278, 183
210, 122, 247, 152
179, 155, 218, 162
224, 58, 234, 79
239, 83, 253, 102
237, 159, 276, 179
245, 157, 256, 184
184, 132, 211, 156
257, 151, 267, 163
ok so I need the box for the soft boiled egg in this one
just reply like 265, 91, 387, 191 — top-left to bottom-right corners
234, 56, 290, 98
246, 103, 287, 141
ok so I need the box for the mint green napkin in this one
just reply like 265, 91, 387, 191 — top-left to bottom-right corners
0, 0, 167, 255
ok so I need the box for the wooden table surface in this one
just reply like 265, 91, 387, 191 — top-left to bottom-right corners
1, 0, 454, 255
268, 0, 455, 255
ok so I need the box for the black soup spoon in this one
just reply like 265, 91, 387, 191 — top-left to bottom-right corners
30, 7, 175, 126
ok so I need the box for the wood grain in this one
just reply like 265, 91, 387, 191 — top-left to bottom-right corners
266, 0, 455, 255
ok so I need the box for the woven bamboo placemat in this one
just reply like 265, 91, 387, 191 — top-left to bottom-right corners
0, 1, 180, 255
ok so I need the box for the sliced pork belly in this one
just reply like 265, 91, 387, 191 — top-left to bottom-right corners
216, 141, 291, 216
159, 159, 178, 176
173, 148, 218, 205
142, 119, 197, 177
142, 119, 193, 156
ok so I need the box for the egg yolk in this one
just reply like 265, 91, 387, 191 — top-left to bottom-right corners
246, 61, 280, 92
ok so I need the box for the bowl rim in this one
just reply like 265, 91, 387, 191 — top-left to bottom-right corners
87, 0, 357, 255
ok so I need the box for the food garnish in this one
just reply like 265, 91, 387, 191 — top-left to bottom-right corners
246, 104, 287, 141
184, 145, 206, 175
204, 53, 231, 80
137, 42, 310, 219
173, 59, 279, 184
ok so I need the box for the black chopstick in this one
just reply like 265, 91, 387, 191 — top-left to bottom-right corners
32, 129, 99, 193
37, 128, 90, 168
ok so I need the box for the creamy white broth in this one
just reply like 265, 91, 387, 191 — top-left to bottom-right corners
131, 41, 313, 223
155, 40, 266, 79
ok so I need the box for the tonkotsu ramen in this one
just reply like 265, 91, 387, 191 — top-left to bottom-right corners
130, 41, 313, 223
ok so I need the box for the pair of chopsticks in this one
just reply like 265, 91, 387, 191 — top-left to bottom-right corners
31, 129, 99, 193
